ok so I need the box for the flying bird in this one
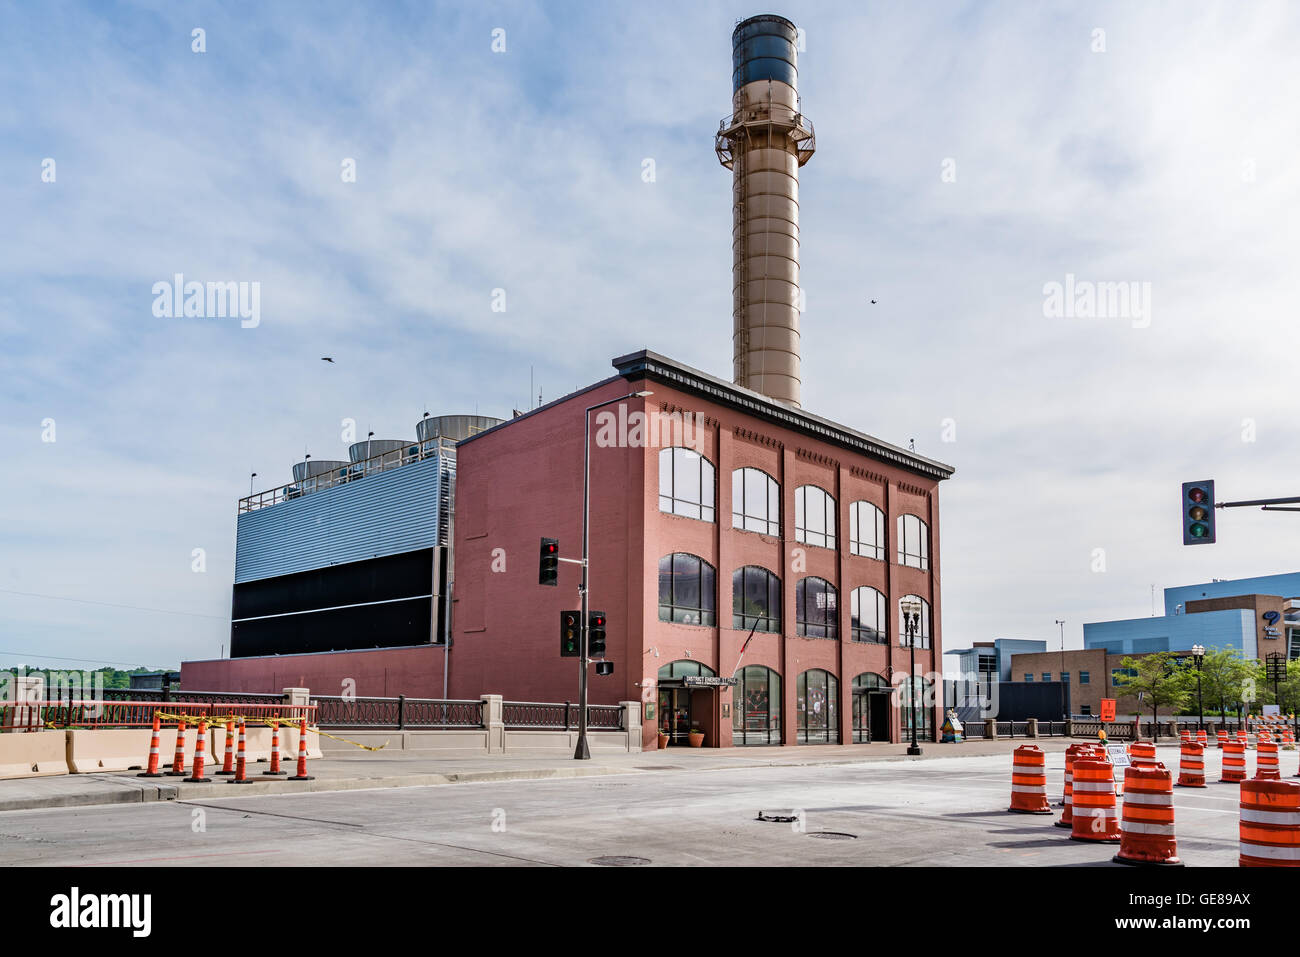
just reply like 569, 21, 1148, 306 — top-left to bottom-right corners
321, 357, 334, 363
870, 299, 878, 305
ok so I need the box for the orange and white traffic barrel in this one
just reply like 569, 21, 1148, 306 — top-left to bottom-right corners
137, 713, 164, 778
1256, 741, 1281, 781
1240, 778, 1300, 867
1176, 741, 1206, 788
1216, 730, 1228, 749
1056, 744, 1097, 829
1071, 758, 1122, 843
1128, 741, 1157, 768
1196, 729, 1208, 748
1180, 728, 1191, 745
1238, 729, 1249, 749
1007, 745, 1052, 814
1221, 741, 1248, 783
1114, 763, 1183, 866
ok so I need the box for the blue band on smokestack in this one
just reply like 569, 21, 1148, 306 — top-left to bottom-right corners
731, 15, 798, 91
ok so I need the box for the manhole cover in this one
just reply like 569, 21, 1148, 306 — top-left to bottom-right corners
808, 832, 857, 841
589, 856, 651, 867
757, 810, 800, 822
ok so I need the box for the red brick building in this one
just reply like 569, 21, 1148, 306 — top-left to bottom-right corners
449, 350, 954, 750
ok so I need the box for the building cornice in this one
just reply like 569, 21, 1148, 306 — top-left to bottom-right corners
613, 350, 955, 482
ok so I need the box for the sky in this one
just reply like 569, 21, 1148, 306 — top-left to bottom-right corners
2, 0, 1298, 673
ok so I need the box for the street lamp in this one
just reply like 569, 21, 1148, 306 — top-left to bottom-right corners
901, 598, 923, 756
573, 389, 653, 760
1191, 644, 1205, 735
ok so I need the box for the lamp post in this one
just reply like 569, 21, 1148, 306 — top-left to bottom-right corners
901, 598, 923, 756
1055, 618, 1066, 717
1191, 643, 1205, 734
573, 389, 653, 760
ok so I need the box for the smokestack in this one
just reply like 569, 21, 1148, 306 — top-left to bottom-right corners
716, 14, 815, 408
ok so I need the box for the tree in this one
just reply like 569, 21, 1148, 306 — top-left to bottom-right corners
1112, 652, 1193, 740
1196, 646, 1255, 729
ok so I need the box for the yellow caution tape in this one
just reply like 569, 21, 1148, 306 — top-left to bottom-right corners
36, 710, 386, 752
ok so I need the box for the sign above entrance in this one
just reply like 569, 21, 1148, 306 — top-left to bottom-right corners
684, 676, 739, 687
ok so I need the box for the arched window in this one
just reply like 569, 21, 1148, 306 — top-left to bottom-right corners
733, 665, 781, 746
658, 553, 716, 626
897, 595, 931, 649
658, 447, 715, 522
794, 485, 836, 549
900, 675, 935, 742
797, 669, 839, 743
850, 586, 887, 643
852, 673, 889, 743
897, 513, 929, 569
848, 501, 885, 560
795, 577, 838, 639
731, 467, 779, 536
733, 565, 781, 633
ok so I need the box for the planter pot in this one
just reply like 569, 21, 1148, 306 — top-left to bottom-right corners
657, 732, 670, 750
688, 731, 705, 748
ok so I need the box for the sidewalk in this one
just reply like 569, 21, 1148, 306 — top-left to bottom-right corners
0, 736, 1078, 812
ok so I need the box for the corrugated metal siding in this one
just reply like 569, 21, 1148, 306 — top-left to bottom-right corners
235, 454, 453, 584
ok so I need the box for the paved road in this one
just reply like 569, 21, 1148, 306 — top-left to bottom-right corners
0, 746, 1249, 866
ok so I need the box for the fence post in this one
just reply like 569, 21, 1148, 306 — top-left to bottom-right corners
481, 695, 503, 753
398, 694, 406, 730
565, 701, 572, 730
985, 717, 997, 740
161, 674, 172, 703
620, 701, 642, 752
1026, 717, 1039, 739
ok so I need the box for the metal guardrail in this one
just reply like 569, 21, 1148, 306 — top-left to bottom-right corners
501, 701, 624, 731
239, 436, 457, 513
2, 700, 314, 731
312, 695, 483, 730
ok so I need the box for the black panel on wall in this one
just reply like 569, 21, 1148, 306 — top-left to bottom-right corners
231, 596, 432, 658
232, 549, 433, 620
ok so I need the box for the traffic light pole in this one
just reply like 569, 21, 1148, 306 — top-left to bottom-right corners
574, 390, 651, 761
1217, 494, 1300, 509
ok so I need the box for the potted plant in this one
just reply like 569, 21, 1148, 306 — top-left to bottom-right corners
688, 728, 705, 747
658, 730, 670, 749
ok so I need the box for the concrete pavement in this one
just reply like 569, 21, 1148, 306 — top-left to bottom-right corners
0, 742, 1259, 867
0, 737, 1077, 812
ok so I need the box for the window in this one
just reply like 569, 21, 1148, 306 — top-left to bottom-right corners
848, 501, 885, 560
1061, 672, 1070, 684
1042, 672, 1051, 683
1079, 671, 1091, 685
900, 676, 935, 742
797, 669, 839, 743
1080, 705, 1092, 716
796, 577, 838, 639
1111, 668, 1136, 686
731, 468, 779, 536
850, 586, 887, 643
733, 566, 781, 633
794, 485, 836, 549
657, 553, 716, 627
897, 514, 929, 570
734, 665, 781, 746
897, 595, 931, 649
658, 447, 715, 522
1024, 673, 1034, 682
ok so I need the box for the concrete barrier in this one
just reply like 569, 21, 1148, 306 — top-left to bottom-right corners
66, 728, 183, 773
0, 730, 70, 779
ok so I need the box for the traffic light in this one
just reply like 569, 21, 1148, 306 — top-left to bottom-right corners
1181, 481, 1216, 545
539, 537, 559, 586
588, 611, 607, 657
560, 610, 581, 657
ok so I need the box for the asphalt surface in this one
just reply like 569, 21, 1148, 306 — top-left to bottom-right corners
0, 745, 1257, 866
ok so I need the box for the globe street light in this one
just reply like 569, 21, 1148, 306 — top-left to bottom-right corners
1191, 643, 1205, 735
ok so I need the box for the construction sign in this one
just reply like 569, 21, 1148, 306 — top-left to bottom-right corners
1100, 698, 1116, 722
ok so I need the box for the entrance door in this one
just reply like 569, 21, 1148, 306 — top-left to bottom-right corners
657, 687, 693, 745
868, 692, 890, 742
